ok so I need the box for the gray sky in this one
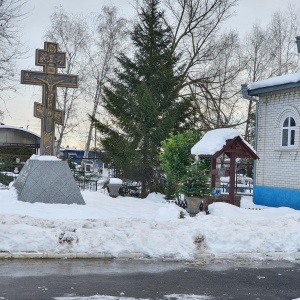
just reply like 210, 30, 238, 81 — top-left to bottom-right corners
4, 0, 300, 149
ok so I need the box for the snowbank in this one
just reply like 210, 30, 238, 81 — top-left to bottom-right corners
1, 188, 300, 260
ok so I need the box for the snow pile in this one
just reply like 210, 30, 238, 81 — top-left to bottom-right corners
1, 188, 300, 260
205, 202, 300, 254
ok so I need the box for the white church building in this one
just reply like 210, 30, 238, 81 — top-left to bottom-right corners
242, 71, 300, 210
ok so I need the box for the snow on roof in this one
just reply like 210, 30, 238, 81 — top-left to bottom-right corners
0, 124, 40, 138
61, 147, 78, 151
248, 72, 300, 90
191, 128, 244, 156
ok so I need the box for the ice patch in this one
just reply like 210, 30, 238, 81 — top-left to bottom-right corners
54, 294, 213, 300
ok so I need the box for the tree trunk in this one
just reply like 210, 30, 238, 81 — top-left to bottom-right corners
84, 83, 101, 159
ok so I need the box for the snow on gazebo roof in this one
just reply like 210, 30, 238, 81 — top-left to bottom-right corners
191, 128, 255, 156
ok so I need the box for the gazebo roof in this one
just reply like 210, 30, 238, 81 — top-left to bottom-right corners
191, 128, 258, 159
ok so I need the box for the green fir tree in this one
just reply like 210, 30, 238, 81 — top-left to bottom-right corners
93, 0, 193, 197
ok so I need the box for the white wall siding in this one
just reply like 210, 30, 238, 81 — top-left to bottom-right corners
256, 88, 300, 189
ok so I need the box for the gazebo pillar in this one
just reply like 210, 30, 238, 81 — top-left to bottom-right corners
229, 152, 236, 203
211, 158, 217, 189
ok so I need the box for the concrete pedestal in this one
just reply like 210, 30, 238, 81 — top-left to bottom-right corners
13, 159, 85, 204
108, 183, 122, 198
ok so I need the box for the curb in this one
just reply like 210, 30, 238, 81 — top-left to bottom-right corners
0, 252, 300, 261
0, 252, 146, 259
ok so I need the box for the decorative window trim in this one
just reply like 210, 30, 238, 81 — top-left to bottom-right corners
281, 116, 296, 147
276, 106, 299, 149
276, 106, 300, 128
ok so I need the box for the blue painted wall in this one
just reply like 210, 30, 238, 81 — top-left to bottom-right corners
254, 185, 300, 210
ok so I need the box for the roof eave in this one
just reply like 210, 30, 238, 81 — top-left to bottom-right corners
248, 81, 300, 96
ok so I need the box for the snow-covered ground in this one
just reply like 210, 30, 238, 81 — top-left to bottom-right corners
1, 187, 300, 261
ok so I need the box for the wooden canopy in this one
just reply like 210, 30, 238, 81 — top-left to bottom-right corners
210, 136, 259, 202
212, 136, 259, 159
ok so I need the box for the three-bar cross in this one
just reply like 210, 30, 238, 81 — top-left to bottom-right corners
21, 42, 78, 156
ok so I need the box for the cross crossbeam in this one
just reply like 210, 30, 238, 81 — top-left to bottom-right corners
21, 42, 78, 156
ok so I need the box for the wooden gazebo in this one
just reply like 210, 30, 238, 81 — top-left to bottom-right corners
191, 128, 259, 204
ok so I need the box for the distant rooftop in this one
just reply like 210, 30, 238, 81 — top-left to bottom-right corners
0, 124, 40, 138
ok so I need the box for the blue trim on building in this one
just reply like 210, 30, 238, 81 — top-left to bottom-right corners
254, 185, 300, 210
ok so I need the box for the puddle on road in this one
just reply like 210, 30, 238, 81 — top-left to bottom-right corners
54, 294, 213, 300
0, 259, 186, 277
0, 258, 299, 277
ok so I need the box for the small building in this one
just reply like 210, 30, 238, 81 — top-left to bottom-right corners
0, 124, 40, 153
242, 72, 300, 209
0, 124, 41, 174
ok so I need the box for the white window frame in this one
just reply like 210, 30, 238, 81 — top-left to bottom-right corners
281, 116, 296, 147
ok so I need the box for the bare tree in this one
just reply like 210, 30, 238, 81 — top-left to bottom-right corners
0, 0, 27, 100
244, 23, 271, 83
43, 5, 128, 156
160, 0, 244, 130
191, 30, 246, 130
243, 4, 300, 143
244, 5, 300, 81
82, 6, 128, 159
242, 22, 270, 143
164, 0, 238, 85
267, 5, 300, 76
44, 7, 89, 154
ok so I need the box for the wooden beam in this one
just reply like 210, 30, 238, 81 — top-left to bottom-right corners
211, 158, 217, 189
229, 152, 236, 203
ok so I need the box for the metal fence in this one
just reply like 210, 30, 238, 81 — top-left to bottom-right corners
71, 169, 105, 191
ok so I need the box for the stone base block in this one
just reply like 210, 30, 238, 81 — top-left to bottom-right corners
13, 159, 85, 205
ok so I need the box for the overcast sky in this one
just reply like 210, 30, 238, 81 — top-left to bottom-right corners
4, 0, 300, 149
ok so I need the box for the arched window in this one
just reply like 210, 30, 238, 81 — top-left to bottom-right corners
282, 117, 296, 147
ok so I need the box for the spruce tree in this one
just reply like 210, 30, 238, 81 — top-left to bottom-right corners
95, 0, 192, 197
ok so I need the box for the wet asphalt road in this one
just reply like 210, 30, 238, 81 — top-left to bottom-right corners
0, 259, 300, 300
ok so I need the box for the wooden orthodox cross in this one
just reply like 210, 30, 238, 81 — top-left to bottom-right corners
21, 42, 78, 156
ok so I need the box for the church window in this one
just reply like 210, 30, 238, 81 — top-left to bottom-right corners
282, 117, 296, 147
